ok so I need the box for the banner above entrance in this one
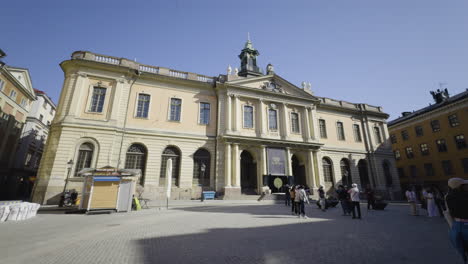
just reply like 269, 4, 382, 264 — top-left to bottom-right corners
266, 148, 286, 176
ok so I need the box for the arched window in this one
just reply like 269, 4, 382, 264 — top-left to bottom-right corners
340, 159, 351, 187
322, 157, 334, 183
358, 159, 370, 187
193, 149, 210, 186
383, 161, 393, 187
75, 143, 94, 176
125, 144, 147, 185
160, 146, 181, 187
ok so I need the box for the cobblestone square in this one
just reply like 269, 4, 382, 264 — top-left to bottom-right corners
0, 202, 460, 264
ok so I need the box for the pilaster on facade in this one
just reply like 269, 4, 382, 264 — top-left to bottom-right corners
285, 147, 293, 176
281, 103, 290, 140
309, 106, 318, 140
224, 143, 232, 187
306, 150, 317, 188
70, 73, 88, 117
232, 143, 240, 187
302, 106, 311, 142
225, 94, 232, 132
232, 95, 240, 132
257, 99, 267, 136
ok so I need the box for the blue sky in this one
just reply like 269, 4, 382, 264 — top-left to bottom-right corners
3, 0, 468, 120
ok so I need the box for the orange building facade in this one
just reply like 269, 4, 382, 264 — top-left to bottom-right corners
388, 89, 468, 192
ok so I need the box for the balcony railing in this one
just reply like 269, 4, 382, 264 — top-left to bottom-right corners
139, 65, 159, 74
170, 70, 188, 79
95, 55, 120, 65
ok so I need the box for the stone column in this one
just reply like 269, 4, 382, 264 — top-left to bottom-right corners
314, 150, 325, 187
232, 143, 240, 187
257, 145, 266, 192
302, 106, 311, 141
286, 147, 293, 176
224, 143, 231, 187
258, 99, 267, 136
282, 103, 290, 139
233, 95, 240, 132
307, 150, 317, 188
226, 94, 232, 132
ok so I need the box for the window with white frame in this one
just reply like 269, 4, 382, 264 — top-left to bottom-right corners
0, 79, 5, 92
243, 105, 254, 128
199, 102, 210, 125
337, 122, 345, 140
291, 112, 300, 133
75, 143, 94, 176
268, 109, 278, 131
136, 93, 150, 118
9, 90, 17, 100
20, 98, 27, 107
319, 119, 327, 138
169, 98, 182, 121
89, 87, 106, 113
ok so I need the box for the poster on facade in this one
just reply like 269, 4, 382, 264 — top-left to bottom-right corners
266, 148, 286, 175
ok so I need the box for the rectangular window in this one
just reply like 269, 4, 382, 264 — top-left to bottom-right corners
291, 113, 300, 133
337, 122, 345, 140
401, 130, 409, 141
390, 134, 396, 144
42, 101, 47, 109
424, 163, 435, 177
0, 79, 4, 92
39, 114, 43, 122
405, 147, 414, 159
431, 120, 440, 132
448, 114, 459, 127
420, 143, 429, 156
319, 119, 327, 138
442, 160, 454, 175
20, 98, 27, 107
9, 90, 17, 100
397, 167, 406, 178
374, 126, 382, 144
354, 124, 362, 142
436, 139, 448, 152
394, 150, 401, 160
268, 109, 278, 130
169, 98, 182, 121
136, 94, 150, 118
89, 87, 106, 113
455, 134, 467, 149
462, 158, 468, 174
410, 165, 418, 178
415, 126, 424, 137
243, 105, 253, 128
199, 102, 210, 125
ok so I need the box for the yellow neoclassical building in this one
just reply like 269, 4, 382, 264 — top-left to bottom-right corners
388, 89, 468, 191
32, 41, 400, 204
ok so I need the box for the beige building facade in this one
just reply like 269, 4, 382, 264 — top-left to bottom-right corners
32, 41, 400, 204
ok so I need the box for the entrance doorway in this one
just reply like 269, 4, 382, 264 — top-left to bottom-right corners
240, 151, 257, 194
291, 155, 306, 186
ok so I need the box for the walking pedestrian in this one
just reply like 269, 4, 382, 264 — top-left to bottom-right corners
421, 187, 428, 212
336, 185, 349, 215
297, 185, 309, 219
405, 186, 419, 216
318, 186, 326, 212
434, 186, 446, 218
348, 183, 361, 219
426, 188, 438, 217
284, 184, 291, 206
365, 184, 375, 210
290, 185, 298, 215
445, 177, 468, 263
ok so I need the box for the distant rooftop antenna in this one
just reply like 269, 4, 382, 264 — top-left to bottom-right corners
247, 32, 250, 41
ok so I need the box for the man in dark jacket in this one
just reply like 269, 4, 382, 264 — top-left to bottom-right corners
446, 178, 468, 263
336, 185, 350, 215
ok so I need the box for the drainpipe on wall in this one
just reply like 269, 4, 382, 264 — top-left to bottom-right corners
116, 69, 140, 169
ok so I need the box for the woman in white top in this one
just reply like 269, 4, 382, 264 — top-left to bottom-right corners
426, 189, 438, 217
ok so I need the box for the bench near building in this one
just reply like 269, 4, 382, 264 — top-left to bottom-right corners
32, 40, 400, 204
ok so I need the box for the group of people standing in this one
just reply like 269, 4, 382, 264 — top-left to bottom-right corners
336, 184, 364, 219
285, 183, 366, 220
405, 185, 446, 217
285, 185, 310, 218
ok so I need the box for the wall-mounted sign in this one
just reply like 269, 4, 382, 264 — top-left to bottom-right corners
267, 148, 286, 175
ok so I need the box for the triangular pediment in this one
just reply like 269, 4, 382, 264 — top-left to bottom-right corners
6, 67, 35, 98
226, 74, 317, 100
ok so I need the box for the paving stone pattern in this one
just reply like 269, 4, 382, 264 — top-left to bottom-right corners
0, 202, 461, 264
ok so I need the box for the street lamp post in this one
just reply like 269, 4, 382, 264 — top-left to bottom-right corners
59, 159, 74, 207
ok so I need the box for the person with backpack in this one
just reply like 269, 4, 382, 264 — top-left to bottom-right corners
336, 185, 350, 215
290, 185, 298, 215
